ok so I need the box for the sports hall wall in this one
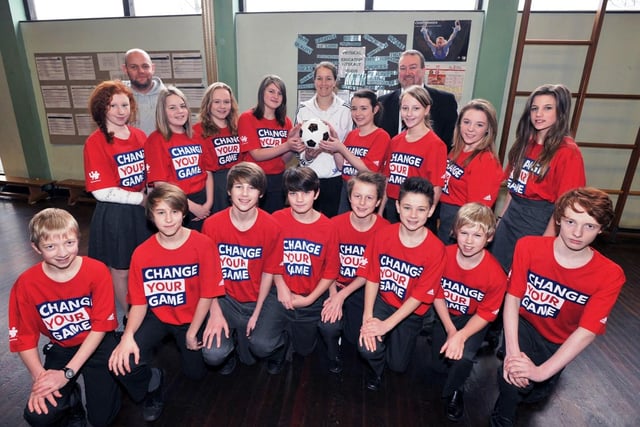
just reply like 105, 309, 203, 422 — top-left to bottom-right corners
244, 10, 640, 228
235, 11, 484, 113
0, 6, 638, 227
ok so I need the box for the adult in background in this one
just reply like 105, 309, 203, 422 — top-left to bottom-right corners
379, 49, 458, 150
296, 61, 352, 218
122, 48, 165, 135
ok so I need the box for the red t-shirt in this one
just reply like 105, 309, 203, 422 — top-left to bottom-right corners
358, 223, 446, 316
508, 236, 625, 344
436, 244, 507, 321
238, 110, 292, 175
84, 127, 147, 192
440, 150, 503, 207
384, 130, 447, 200
202, 208, 282, 302
9, 257, 117, 351
145, 131, 211, 195
331, 213, 390, 285
272, 208, 340, 295
505, 137, 585, 202
341, 128, 391, 180
128, 230, 225, 325
193, 123, 242, 172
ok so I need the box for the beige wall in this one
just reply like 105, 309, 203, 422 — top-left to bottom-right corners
2, 12, 639, 227
18, 15, 203, 181
499, 13, 640, 228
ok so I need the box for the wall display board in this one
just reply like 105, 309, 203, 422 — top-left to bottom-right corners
236, 11, 484, 116
296, 33, 407, 91
295, 33, 407, 104
34, 51, 205, 144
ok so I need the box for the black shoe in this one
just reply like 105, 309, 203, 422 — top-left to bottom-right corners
67, 384, 87, 427
267, 358, 285, 375
266, 343, 286, 374
328, 357, 343, 374
267, 335, 288, 375
445, 390, 464, 422
366, 372, 381, 391
143, 369, 165, 422
67, 406, 87, 427
490, 412, 515, 427
219, 355, 237, 375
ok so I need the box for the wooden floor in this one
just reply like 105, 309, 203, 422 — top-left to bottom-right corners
1, 195, 639, 427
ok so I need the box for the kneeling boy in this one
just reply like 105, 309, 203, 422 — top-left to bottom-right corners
271, 167, 339, 372
358, 177, 446, 391
108, 183, 224, 422
491, 187, 626, 426
432, 202, 507, 421
319, 171, 389, 374
200, 162, 284, 373
9, 208, 121, 426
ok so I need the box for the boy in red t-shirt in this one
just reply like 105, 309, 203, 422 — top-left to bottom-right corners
270, 167, 340, 373
9, 208, 120, 426
358, 176, 446, 391
319, 171, 389, 374
432, 203, 507, 421
200, 162, 284, 374
108, 183, 224, 422
491, 187, 626, 427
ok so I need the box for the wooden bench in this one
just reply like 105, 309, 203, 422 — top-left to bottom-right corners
56, 179, 94, 206
0, 175, 55, 204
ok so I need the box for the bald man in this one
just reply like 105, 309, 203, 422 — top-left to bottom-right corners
122, 48, 165, 135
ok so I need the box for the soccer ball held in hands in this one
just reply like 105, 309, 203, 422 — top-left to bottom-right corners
300, 118, 330, 150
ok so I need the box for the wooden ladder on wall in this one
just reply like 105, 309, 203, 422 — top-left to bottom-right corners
498, 0, 640, 238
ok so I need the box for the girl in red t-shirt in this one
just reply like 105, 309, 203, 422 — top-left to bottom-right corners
438, 99, 503, 243
238, 75, 304, 213
492, 84, 586, 272
83, 80, 151, 318
320, 89, 391, 214
194, 82, 241, 214
382, 85, 447, 227
145, 86, 213, 231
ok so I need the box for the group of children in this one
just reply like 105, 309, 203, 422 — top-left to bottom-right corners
8, 75, 626, 427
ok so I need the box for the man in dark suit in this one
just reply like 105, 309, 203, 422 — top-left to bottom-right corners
379, 49, 458, 151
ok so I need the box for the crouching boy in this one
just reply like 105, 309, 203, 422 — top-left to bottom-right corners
270, 167, 340, 373
9, 208, 121, 426
491, 187, 626, 426
358, 177, 446, 391
319, 171, 389, 374
200, 162, 284, 373
432, 202, 507, 421
108, 183, 224, 422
